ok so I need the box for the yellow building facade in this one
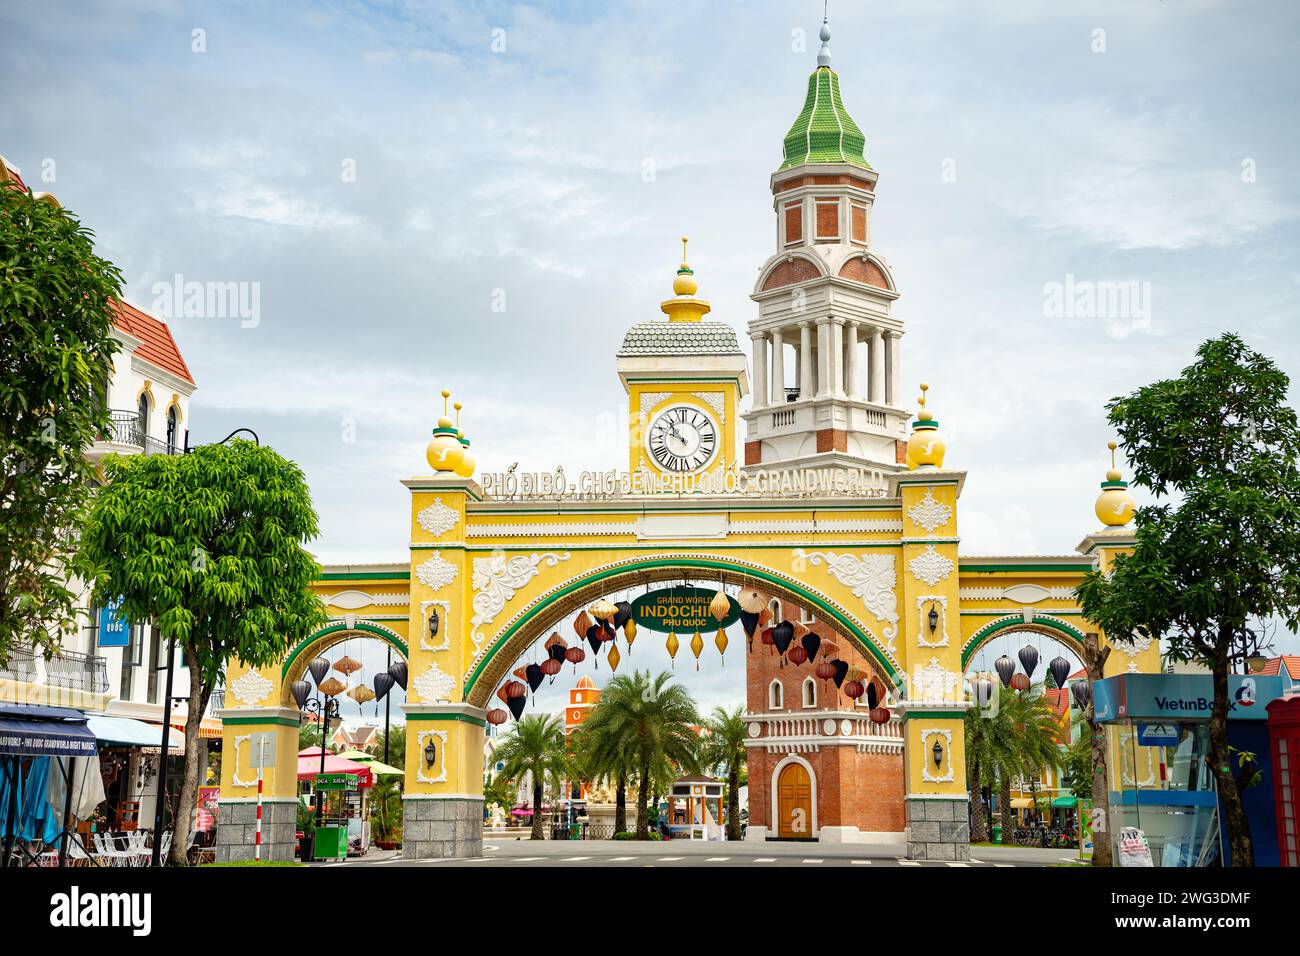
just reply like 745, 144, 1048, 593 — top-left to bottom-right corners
213, 21, 1158, 863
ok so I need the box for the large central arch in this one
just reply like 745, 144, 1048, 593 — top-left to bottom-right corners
463, 553, 902, 709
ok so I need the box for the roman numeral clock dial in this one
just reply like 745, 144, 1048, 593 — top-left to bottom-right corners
646, 404, 719, 474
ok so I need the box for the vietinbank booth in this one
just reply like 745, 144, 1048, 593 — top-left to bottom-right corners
1092, 673, 1285, 866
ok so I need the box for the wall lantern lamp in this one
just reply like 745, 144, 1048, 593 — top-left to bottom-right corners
927, 602, 939, 635
428, 606, 440, 642
932, 737, 944, 769
424, 738, 438, 769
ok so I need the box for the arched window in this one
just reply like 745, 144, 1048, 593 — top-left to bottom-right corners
166, 406, 178, 454
769, 679, 784, 710
802, 676, 817, 708
137, 392, 150, 443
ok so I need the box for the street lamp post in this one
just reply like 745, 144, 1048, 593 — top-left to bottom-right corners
302, 693, 341, 858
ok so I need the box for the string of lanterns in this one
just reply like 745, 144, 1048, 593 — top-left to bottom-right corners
289, 649, 408, 716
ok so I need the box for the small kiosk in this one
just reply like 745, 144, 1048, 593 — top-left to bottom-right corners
1092, 672, 1285, 866
665, 774, 726, 841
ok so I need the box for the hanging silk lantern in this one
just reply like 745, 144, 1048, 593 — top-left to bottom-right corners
709, 588, 730, 622
815, 661, 836, 682
845, 664, 868, 684
573, 610, 593, 641
290, 679, 313, 709
607, 644, 622, 673
714, 627, 728, 664
487, 708, 509, 726
831, 659, 849, 689
613, 601, 633, 629
787, 645, 808, 666
548, 643, 568, 663
769, 621, 795, 658
760, 628, 775, 649
525, 663, 544, 693
1010, 672, 1030, 692
791, 619, 810, 640
308, 656, 330, 686
866, 679, 880, 709
1071, 680, 1092, 710
994, 654, 1016, 687
506, 694, 526, 721
496, 685, 512, 704
388, 660, 407, 691
586, 624, 603, 656
564, 645, 586, 671
820, 639, 838, 661
740, 611, 760, 652
737, 589, 767, 614
623, 618, 637, 651
800, 632, 821, 664
1049, 656, 1071, 689
541, 657, 562, 679
333, 655, 363, 677
843, 680, 865, 700
373, 671, 395, 702
318, 677, 346, 698
1018, 645, 1040, 679
589, 598, 617, 621
348, 684, 376, 706
599, 618, 617, 642
973, 676, 995, 710
666, 631, 680, 667
690, 631, 705, 670
544, 631, 564, 650
869, 706, 891, 725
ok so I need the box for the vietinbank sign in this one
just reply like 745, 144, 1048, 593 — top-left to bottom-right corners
1092, 673, 1284, 723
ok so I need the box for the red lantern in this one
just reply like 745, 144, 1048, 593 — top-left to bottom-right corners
1010, 673, 1031, 692
496, 685, 511, 703
869, 706, 891, 725
787, 645, 808, 666
564, 646, 586, 670
843, 679, 865, 700
815, 661, 837, 682
486, 708, 509, 726
505, 680, 527, 699
541, 658, 562, 677
760, 628, 775, 647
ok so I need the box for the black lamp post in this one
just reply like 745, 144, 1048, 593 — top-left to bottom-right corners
300, 655, 340, 861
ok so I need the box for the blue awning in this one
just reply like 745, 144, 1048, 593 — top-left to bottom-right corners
0, 705, 98, 758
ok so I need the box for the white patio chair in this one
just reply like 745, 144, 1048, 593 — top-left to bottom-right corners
123, 831, 150, 866
92, 832, 132, 867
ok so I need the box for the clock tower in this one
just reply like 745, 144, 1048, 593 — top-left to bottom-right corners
617, 240, 749, 482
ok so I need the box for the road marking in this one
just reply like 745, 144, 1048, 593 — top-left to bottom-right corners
1059, 856, 1079, 863
509, 857, 541, 862
802, 858, 824, 864
899, 860, 920, 866
945, 862, 969, 867
484, 845, 499, 852
993, 863, 1013, 868
610, 856, 634, 861
754, 857, 777, 863
970, 859, 984, 864
706, 857, 730, 862
851, 859, 872, 865
657, 856, 684, 861
562, 856, 590, 861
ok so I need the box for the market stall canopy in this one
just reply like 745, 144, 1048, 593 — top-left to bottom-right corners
88, 715, 184, 753
1010, 797, 1034, 810
333, 749, 404, 777
1051, 796, 1079, 808
296, 748, 374, 786
0, 704, 97, 758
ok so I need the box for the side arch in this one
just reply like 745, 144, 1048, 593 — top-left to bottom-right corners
959, 614, 1087, 670
463, 554, 902, 708
279, 620, 409, 707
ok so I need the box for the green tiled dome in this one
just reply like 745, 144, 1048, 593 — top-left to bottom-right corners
780, 67, 870, 171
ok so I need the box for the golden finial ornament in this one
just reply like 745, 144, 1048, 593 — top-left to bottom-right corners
1095, 440, 1135, 528
426, 387, 465, 474
672, 235, 699, 297
906, 381, 946, 469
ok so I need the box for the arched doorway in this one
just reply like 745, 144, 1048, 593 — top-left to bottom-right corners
774, 758, 814, 839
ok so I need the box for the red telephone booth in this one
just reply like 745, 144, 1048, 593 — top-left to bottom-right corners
1267, 695, 1300, 867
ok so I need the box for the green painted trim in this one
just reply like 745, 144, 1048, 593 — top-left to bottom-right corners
220, 715, 301, 728
282, 622, 409, 679
960, 565, 1091, 573
466, 504, 901, 515
901, 710, 966, 721
460, 543, 901, 552
960, 615, 1087, 669
318, 571, 410, 581
405, 712, 486, 727
960, 610, 1081, 616
463, 555, 901, 699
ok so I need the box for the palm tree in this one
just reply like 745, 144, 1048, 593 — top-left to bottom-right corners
570, 722, 635, 834
700, 706, 747, 841
492, 713, 569, 840
578, 671, 700, 839
964, 683, 1065, 845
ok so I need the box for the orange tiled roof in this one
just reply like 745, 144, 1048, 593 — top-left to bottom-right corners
111, 299, 195, 385
1257, 656, 1300, 678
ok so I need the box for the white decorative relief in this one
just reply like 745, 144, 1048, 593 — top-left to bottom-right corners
470, 551, 570, 652
640, 391, 725, 422
412, 661, 456, 703
912, 657, 963, 705
915, 595, 949, 648
467, 522, 634, 538
420, 599, 450, 652
231, 733, 256, 787
907, 488, 952, 535
417, 497, 459, 536
793, 549, 898, 651
958, 585, 1075, 603
229, 669, 273, 707
321, 589, 408, 609
416, 730, 449, 784
920, 728, 955, 784
815, 518, 904, 534
908, 545, 954, 587
415, 552, 458, 592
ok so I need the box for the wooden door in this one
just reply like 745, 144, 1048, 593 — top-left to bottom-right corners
776, 762, 813, 839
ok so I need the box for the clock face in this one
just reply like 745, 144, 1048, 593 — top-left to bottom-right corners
646, 403, 719, 474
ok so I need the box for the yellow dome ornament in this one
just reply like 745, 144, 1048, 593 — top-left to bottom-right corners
906, 382, 946, 470
660, 237, 712, 323
426, 389, 465, 474
665, 630, 680, 668
673, 237, 698, 296
1095, 441, 1136, 528
452, 401, 476, 479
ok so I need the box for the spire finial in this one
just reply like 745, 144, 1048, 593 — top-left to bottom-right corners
680, 236, 689, 269
454, 401, 463, 433
441, 388, 451, 417
817, 4, 832, 68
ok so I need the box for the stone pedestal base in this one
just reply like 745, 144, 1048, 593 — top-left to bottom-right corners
744, 825, 768, 842
402, 796, 484, 860
905, 796, 970, 861
213, 799, 297, 863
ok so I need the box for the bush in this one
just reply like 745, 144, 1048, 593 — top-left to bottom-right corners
612, 830, 661, 841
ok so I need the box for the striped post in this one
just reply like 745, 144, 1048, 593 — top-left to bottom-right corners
254, 736, 266, 861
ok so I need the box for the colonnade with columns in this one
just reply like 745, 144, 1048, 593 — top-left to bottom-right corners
750, 319, 901, 409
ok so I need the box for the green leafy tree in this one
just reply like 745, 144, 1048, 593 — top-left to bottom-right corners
76, 439, 327, 864
492, 713, 568, 840
1062, 712, 1093, 800
700, 705, 747, 841
371, 724, 406, 768
571, 713, 637, 834
368, 775, 403, 843
1076, 334, 1300, 867
483, 772, 516, 820
578, 671, 700, 839
0, 185, 122, 662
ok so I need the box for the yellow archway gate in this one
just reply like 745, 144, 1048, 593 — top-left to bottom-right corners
214, 431, 1157, 863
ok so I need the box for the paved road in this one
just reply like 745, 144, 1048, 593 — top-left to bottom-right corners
327, 840, 1076, 868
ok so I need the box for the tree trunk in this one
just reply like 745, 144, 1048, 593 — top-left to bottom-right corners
1081, 632, 1113, 867
726, 764, 741, 841
530, 779, 544, 840
969, 754, 988, 843
168, 644, 210, 866
635, 755, 651, 840
614, 770, 627, 834
999, 772, 1013, 846
1209, 647, 1253, 866
984, 786, 995, 844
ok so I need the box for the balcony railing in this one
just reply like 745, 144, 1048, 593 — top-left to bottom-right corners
208, 689, 225, 713
0, 645, 40, 683
98, 410, 182, 455
45, 649, 110, 693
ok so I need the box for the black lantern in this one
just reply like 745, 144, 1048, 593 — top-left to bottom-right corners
290, 679, 313, 709
424, 738, 438, 769
927, 603, 939, 635
428, 606, 440, 642
932, 737, 944, 769
308, 656, 330, 686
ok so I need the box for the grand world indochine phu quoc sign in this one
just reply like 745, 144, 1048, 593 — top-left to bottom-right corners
630, 586, 741, 633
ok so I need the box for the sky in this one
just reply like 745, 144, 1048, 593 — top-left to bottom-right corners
3, 0, 1298, 708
